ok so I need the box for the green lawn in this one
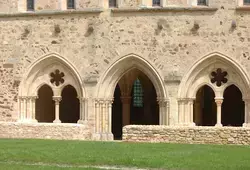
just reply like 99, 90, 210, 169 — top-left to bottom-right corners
1, 139, 250, 170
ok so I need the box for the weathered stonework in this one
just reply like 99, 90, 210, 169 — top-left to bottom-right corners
0, 0, 250, 142
0, 122, 91, 140
123, 125, 250, 145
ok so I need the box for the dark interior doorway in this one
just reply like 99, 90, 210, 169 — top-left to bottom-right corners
222, 85, 244, 126
60, 85, 80, 123
130, 78, 159, 125
112, 85, 122, 140
112, 70, 159, 140
36, 84, 55, 122
194, 85, 216, 126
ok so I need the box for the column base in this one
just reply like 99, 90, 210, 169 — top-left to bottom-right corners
243, 123, 250, 127
101, 133, 114, 141
92, 133, 102, 140
188, 122, 196, 127
17, 119, 38, 123
77, 120, 87, 124
53, 119, 61, 123
215, 123, 223, 127
176, 123, 196, 127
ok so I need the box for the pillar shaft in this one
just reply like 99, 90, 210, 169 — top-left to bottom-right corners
53, 96, 61, 123
215, 98, 223, 127
243, 99, 250, 127
121, 96, 131, 126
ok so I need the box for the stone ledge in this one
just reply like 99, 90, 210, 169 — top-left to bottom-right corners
235, 6, 250, 11
111, 7, 218, 13
0, 9, 103, 17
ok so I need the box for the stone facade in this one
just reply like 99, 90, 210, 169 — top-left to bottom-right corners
123, 125, 250, 145
0, 0, 250, 143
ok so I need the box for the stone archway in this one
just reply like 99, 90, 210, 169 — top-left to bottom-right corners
18, 53, 86, 123
94, 53, 168, 140
178, 52, 250, 127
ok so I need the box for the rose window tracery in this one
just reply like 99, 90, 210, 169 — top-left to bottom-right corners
50, 69, 65, 86
210, 68, 228, 87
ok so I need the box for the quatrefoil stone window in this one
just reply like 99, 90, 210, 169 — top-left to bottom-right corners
210, 68, 228, 87
50, 69, 65, 86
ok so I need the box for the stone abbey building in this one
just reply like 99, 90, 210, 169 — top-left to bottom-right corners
1, 0, 250, 144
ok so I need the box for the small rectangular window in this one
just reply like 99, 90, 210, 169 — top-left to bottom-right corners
244, 0, 250, 5
153, 0, 161, 6
109, 0, 117, 8
67, 0, 75, 9
27, 0, 34, 11
197, 0, 207, 6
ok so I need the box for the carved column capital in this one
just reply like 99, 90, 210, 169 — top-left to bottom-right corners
53, 96, 62, 104
215, 98, 223, 106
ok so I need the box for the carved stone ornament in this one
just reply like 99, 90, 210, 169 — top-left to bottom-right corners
210, 68, 228, 87
50, 69, 65, 86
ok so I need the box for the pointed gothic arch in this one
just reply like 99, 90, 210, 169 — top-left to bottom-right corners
96, 53, 167, 99
177, 52, 250, 127
94, 53, 168, 140
18, 53, 86, 123
178, 52, 250, 99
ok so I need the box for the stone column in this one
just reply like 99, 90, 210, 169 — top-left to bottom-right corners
178, 99, 185, 125
19, 96, 28, 121
24, 96, 38, 123
19, 97, 24, 121
53, 96, 61, 123
120, 96, 131, 126
31, 96, 38, 122
183, 100, 189, 125
77, 97, 87, 124
243, 99, 250, 127
95, 100, 100, 133
215, 98, 223, 127
158, 98, 168, 125
188, 99, 195, 126
107, 99, 114, 140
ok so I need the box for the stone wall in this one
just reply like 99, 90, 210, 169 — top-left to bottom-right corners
123, 125, 250, 145
0, 122, 92, 140
0, 0, 250, 126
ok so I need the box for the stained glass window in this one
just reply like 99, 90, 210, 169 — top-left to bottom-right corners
67, 0, 75, 9
27, 0, 34, 11
133, 79, 143, 107
153, 0, 161, 6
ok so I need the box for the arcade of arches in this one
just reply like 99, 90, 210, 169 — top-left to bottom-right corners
16, 53, 250, 141
35, 84, 80, 123
193, 85, 244, 127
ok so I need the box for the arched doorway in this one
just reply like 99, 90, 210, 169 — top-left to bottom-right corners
194, 85, 216, 126
112, 70, 159, 139
35, 85, 55, 122
60, 85, 80, 123
222, 85, 244, 126
94, 54, 168, 140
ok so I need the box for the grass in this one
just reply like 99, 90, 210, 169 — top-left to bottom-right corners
0, 139, 250, 170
